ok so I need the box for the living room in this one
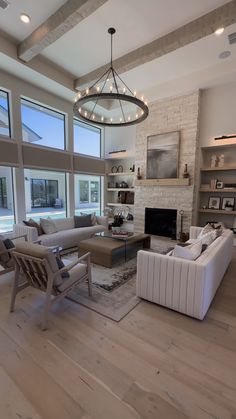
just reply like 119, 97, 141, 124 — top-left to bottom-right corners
0, 1, 236, 418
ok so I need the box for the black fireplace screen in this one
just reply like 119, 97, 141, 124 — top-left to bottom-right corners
145, 208, 177, 239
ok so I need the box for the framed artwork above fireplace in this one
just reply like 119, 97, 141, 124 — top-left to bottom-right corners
146, 131, 180, 179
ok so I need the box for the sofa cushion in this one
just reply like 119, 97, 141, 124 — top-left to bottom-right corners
173, 240, 202, 260
23, 218, 44, 236
198, 223, 214, 238
74, 214, 93, 228
39, 224, 105, 249
53, 217, 74, 232
40, 217, 57, 234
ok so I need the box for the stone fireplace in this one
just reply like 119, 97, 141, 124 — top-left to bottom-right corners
134, 91, 200, 238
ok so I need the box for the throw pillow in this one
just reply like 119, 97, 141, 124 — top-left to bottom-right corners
74, 214, 93, 228
198, 223, 214, 238
3, 238, 15, 249
40, 217, 57, 235
80, 212, 97, 226
56, 257, 70, 279
173, 240, 202, 261
23, 218, 44, 236
200, 230, 218, 246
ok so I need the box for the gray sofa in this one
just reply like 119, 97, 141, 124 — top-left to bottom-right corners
13, 216, 108, 250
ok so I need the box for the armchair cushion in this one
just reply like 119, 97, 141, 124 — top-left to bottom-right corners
15, 242, 59, 273
57, 262, 87, 292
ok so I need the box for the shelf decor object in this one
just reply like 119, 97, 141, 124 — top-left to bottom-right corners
73, 28, 149, 127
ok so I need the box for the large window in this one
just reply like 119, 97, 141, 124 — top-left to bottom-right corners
21, 98, 65, 150
73, 119, 101, 157
25, 169, 67, 221
0, 90, 10, 137
0, 166, 15, 232
75, 174, 101, 215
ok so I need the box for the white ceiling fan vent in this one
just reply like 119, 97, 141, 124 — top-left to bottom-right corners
0, 0, 9, 10
228, 32, 236, 45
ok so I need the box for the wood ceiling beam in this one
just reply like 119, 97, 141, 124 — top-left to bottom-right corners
75, 0, 236, 90
18, 0, 108, 62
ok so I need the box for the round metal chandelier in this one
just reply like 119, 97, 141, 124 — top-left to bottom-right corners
73, 28, 149, 127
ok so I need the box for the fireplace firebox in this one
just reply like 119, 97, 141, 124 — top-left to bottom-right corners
145, 208, 177, 239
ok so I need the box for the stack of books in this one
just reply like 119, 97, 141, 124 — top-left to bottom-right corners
111, 230, 129, 238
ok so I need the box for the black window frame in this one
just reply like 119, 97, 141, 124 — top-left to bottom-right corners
0, 89, 11, 138
21, 97, 66, 150
73, 118, 102, 158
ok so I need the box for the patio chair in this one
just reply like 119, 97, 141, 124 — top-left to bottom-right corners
0, 233, 27, 276
10, 242, 92, 330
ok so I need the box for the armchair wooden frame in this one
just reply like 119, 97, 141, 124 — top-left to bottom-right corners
0, 234, 27, 276
10, 250, 92, 330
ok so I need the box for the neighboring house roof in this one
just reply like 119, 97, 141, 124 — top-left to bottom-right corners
0, 105, 42, 142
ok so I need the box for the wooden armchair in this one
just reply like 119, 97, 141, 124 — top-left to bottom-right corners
0, 234, 27, 276
10, 242, 92, 330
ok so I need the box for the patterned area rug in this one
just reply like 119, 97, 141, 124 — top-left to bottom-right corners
62, 236, 175, 322
62, 253, 140, 321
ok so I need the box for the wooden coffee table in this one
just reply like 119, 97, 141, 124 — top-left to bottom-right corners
78, 233, 151, 268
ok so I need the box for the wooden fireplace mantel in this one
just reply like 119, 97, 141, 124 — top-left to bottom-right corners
135, 178, 190, 186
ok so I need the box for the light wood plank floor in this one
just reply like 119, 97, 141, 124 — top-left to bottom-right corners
0, 250, 236, 419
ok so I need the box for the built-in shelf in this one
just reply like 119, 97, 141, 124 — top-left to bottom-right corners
105, 152, 135, 160
107, 172, 135, 176
201, 166, 236, 172
201, 142, 236, 150
136, 178, 190, 186
198, 209, 236, 215
107, 188, 134, 192
200, 188, 236, 193
107, 203, 134, 207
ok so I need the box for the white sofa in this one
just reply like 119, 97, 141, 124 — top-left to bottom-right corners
13, 216, 108, 250
136, 226, 233, 320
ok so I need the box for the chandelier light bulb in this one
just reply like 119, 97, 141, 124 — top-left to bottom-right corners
96, 86, 100, 92
110, 85, 113, 92
86, 88, 89, 95
101, 116, 104, 122
110, 118, 113, 122
141, 110, 144, 115
136, 113, 138, 118
78, 92, 81, 99
145, 101, 148, 106
128, 116, 131, 121
120, 117, 122, 122
84, 111, 87, 117
134, 91, 137, 97
141, 95, 144, 101
92, 115, 95, 120
123, 87, 126, 94
79, 107, 81, 113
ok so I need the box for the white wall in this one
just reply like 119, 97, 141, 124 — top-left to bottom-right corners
200, 81, 236, 147
104, 125, 136, 156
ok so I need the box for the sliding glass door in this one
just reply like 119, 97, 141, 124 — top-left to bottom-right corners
31, 179, 58, 208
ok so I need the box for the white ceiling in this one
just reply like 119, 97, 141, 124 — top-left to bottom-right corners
42, 0, 230, 76
0, 0, 66, 41
0, 0, 235, 104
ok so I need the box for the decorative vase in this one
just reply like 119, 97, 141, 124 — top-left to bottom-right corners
183, 164, 189, 178
137, 167, 142, 180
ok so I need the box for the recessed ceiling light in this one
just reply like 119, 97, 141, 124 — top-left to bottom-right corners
219, 50, 231, 59
215, 27, 224, 35
20, 13, 31, 24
